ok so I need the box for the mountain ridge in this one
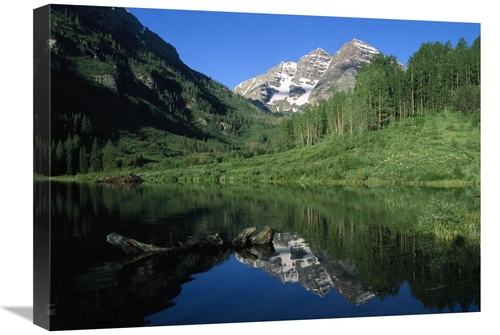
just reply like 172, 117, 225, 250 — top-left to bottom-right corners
233, 38, 404, 113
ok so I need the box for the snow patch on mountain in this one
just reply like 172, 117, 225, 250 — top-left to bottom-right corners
270, 61, 297, 87
268, 77, 318, 106
265, 50, 332, 108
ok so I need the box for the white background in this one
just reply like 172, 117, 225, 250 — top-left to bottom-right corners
1, 1, 496, 334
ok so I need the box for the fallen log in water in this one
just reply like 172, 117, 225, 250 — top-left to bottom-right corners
106, 226, 275, 256
231, 226, 258, 247
106, 232, 169, 254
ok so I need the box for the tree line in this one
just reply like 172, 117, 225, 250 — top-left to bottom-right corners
280, 36, 480, 147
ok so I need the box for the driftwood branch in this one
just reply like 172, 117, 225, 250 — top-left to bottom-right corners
106, 233, 169, 254
106, 226, 275, 256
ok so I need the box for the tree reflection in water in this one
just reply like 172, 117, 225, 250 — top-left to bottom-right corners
34, 181, 480, 330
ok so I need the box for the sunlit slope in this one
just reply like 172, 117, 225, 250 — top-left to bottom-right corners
142, 110, 480, 185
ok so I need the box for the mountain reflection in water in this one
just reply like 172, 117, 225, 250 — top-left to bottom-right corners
236, 232, 375, 304
34, 181, 480, 330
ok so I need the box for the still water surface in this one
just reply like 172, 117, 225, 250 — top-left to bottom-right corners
34, 181, 480, 330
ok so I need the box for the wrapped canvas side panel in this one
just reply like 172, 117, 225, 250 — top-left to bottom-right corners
33, 4, 52, 330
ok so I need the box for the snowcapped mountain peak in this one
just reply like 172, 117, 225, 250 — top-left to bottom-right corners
350, 38, 380, 56
309, 46, 328, 54
233, 39, 382, 113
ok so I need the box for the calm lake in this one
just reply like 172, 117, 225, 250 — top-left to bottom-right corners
34, 181, 480, 330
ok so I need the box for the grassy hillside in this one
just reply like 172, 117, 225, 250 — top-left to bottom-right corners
81, 109, 478, 186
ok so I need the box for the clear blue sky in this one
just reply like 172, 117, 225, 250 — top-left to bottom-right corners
126, 7, 480, 89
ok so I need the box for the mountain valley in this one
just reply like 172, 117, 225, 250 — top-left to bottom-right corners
34, 4, 480, 188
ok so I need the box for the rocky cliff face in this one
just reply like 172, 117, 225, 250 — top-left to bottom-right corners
295, 47, 333, 84
233, 39, 383, 113
309, 38, 381, 103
